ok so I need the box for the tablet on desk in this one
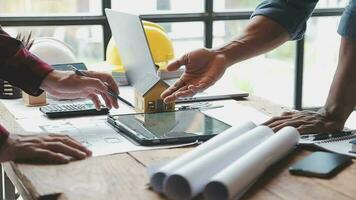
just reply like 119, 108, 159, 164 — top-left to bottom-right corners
107, 110, 231, 145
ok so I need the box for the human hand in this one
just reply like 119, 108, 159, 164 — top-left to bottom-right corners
263, 110, 345, 134
0, 134, 92, 164
161, 48, 228, 103
41, 70, 119, 110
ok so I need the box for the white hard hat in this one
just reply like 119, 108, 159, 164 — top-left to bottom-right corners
30, 37, 77, 65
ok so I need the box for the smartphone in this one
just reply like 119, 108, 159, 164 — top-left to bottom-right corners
289, 151, 352, 178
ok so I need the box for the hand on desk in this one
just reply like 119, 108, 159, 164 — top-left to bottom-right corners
263, 110, 344, 134
0, 134, 91, 164
161, 48, 228, 103
41, 70, 119, 110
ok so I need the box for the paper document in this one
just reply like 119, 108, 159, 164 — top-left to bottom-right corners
18, 116, 196, 157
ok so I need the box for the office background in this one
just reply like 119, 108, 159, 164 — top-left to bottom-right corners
0, 0, 346, 110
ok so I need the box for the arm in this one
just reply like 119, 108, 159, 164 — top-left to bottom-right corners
161, 0, 318, 103
0, 27, 118, 109
0, 28, 53, 96
265, 1, 356, 133
0, 28, 120, 163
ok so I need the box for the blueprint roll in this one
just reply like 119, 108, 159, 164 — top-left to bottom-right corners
163, 126, 274, 200
203, 127, 299, 200
149, 121, 256, 192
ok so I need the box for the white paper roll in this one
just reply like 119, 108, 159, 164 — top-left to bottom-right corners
204, 126, 299, 200
149, 121, 256, 192
163, 126, 274, 200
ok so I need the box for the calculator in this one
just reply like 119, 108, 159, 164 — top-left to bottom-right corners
40, 102, 109, 118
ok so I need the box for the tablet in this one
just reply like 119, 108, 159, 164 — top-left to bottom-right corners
107, 110, 231, 145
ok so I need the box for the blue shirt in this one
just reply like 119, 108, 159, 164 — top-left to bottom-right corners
251, 0, 356, 40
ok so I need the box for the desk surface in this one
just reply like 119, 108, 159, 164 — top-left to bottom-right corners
1, 96, 356, 200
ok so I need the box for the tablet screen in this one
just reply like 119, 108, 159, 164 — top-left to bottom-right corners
113, 110, 231, 140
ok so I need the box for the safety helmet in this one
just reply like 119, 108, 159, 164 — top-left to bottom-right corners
107, 21, 174, 72
30, 37, 76, 65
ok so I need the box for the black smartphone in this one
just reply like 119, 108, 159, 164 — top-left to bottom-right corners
289, 151, 352, 178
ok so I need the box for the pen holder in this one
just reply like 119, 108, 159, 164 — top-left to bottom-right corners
22, 91, 47, 107
0, 79, 22, 99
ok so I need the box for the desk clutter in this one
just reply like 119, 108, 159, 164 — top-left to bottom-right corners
148, 121, 299, 200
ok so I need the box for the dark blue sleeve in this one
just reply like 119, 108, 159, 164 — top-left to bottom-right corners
338, 1, 356, 40
251, 0, 319, 40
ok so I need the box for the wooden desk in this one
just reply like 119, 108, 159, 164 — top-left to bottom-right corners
0, 96, 355, 200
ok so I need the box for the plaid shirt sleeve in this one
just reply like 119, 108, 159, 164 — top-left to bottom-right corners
0, 27, 54, 96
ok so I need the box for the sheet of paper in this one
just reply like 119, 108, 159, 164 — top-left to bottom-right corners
149, 121, 256, 192
201, 100, 270, 126
163, 126, 274, 200
18, 117, 196, 157
203, 127, 299, 200
0, 99, 46, 119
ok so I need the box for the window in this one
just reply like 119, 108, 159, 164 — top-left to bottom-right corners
0, 0, 102, 16
4, 25, 104, 64
303, 16, 341, 108
112, 0, 204, 14
0, 0, 347, 110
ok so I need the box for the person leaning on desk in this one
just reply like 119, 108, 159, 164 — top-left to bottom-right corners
162, 0, 356, 135
0, 27, 119, 164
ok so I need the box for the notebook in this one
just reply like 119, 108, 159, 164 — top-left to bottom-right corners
299, 131, 356, 158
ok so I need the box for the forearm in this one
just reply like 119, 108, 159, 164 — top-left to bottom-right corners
322, 37, 356, 124
214, 16, 290, 66
0, 28, 53, 96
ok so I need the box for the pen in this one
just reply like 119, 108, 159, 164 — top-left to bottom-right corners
67, 65, 134, 108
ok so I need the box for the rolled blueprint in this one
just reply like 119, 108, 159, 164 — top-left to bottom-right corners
204, 126, 299, 200
149, 121, 256, 192
163, 126, 274, 200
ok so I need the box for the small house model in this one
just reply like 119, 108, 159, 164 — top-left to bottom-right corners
134, 74, 175, 113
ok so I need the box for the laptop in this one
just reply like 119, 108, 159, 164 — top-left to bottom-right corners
105, 9, 248, 103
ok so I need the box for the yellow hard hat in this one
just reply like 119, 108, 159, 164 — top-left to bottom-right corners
107, 21, 174, 72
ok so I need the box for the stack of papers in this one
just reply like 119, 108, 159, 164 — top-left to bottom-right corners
148, 121, 299, 200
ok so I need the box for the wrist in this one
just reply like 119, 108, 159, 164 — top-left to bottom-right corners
41, 70, 74, 94
318, 104, 351, 125
213, 40, 245, 67
0, 132, 14, 163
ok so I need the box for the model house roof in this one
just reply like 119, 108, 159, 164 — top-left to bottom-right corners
135, 73, 169, 96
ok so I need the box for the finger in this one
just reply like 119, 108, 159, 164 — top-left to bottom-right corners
262, 115, 293, 126
271, 120, 306, 133
166, 54, 188, 71
87, 94, 101, 110
163, 94, 178, 104
44, 142, 87, 160
281, 111, 296, 116
50, 135, 92, 156
173, 85, 190, 98
100, 91, 112, 109
84, 72, 119, 109
85, 71, 120, 95
188, 82, 209, 93
161, 79, 186, 99
296, 124, 315, 134
176, 89, 197, 98
19, 149, 70, 164
81, 77, 108, 94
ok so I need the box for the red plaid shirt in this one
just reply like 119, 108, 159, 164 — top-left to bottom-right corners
0, 27, 54, 143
